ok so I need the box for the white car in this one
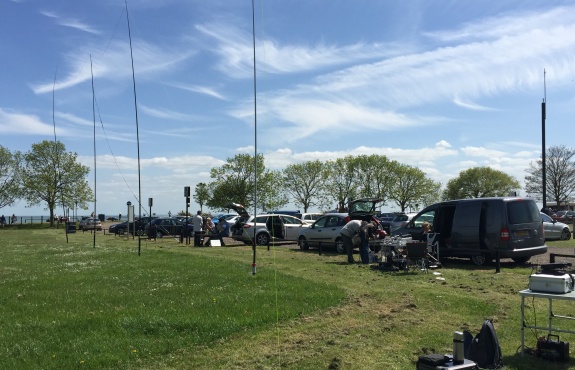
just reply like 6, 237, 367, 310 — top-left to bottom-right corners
228, 203, 307, 245
299, 212, 323, 225
541, 212, 571, 241
298, 214, 348, 252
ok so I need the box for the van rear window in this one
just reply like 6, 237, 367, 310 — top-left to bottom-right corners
507, 200, 540, 224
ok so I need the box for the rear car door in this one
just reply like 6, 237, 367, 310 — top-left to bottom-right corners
282, 215, 305, 240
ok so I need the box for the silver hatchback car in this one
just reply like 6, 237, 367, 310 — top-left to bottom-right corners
541, 212, 571, 240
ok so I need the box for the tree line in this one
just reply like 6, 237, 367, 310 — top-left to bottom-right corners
3, 141, 574, 224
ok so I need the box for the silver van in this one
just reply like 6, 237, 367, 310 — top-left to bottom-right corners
392, 197, 547, 265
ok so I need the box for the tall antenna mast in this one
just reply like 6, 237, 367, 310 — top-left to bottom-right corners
125, 0, 143, 256
90, 55, 97, 248
251, 0, 258, 275
542, 69, 546, 210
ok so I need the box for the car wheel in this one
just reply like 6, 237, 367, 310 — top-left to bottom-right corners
256, 233, 269, 246
156, 231, 163, 239
298, 236, 309, 250
470, 253, 491, 266
560, 228, 571, 241
512, 256, 531, 264
116, 227, 125, 235
335, 237, 345, 254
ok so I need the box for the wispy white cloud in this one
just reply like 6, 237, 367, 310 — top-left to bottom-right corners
0, 108, 65, 136
40, 10, 101, 35
170, 83, 227, 100
31, 40, 194, 94
139, 105, 199, 121
234, 5, 575, 142
195, 23, 410, 78
453, 96, 497, 111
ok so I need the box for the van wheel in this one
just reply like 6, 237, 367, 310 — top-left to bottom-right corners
335, 237, 345, 254
298, 236, 309, 250
470, 254, 490, 266
560, 228, 571, 240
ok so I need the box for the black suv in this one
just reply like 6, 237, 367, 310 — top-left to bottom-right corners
144, 217, 185, 238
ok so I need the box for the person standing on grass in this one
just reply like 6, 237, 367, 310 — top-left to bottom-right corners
11, 214, 16, 225
216, 216, 230, 246
340, 219, 364, 264
0, 215, 5, 227
193, 210, 203, 246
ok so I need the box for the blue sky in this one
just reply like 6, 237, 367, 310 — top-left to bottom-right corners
2, 0, 575, 217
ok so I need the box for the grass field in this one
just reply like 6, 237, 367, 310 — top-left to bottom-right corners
2, 226, 575, 369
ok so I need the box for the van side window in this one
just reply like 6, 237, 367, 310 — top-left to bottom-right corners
413, 211, 435, 229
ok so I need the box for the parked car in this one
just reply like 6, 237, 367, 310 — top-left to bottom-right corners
555, 210, 575, 223
298, 214, 348, 252
211, 213, 238, 225
297, 198, 387, 253
106, 216, 119, 221
541, 212, 572, 241
79, 217, 102, 231
297, 212, 323, 225
376, 212, 396, 222
144, 217, 185, 238
379, 213, 417, 234
228, 203, 307, 245
108, 221, 129, 235
391, 197, 547, 265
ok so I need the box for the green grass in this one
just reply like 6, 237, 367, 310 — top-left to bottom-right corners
0, 229, 344, 369
2, 228, 575, 369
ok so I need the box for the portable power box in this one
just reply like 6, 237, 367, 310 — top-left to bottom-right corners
529, 274, 573, 294
537, 335, 569, 362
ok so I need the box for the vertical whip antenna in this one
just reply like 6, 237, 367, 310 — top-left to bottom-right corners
541, 69, 546, 210
125, 0, 143, 256
90, 55, 97, 248
251, 0, 258, 275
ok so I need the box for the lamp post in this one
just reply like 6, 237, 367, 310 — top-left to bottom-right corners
148, 198, 153, 239
127, 201, 132, 238
184, 186, 190, 244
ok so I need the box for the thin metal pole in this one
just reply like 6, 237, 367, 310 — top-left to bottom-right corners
125, 0, 142, 256
542, 69, 547, 210
90, 55, 97, 249
251, 0, 258, 275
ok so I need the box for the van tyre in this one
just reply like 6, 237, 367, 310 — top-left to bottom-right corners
298, 236, 309, 250
335, 237, 345, 254
470, 253, 491, 266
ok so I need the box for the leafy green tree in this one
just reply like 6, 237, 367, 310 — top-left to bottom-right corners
324, 156, 360, 211
388, 162, 438, 212
258, 170, 288, 212
282, 160, 327, 212
193, 182, 210, 212
525, 145, 575, 207
0, 146, 22, 209
355, 154, 394, 204
20, 140, 93, 227
443, 166, 520, 200
207, 153, 266, 211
